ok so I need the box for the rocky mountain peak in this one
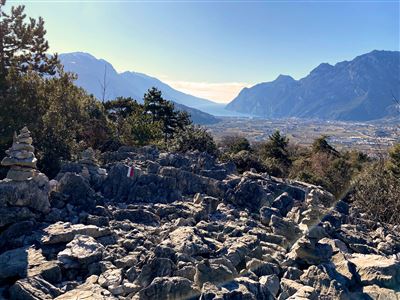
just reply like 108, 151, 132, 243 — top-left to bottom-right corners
309, 62, 334, 76
226, 50, 400, 121
275, 74, 295, 83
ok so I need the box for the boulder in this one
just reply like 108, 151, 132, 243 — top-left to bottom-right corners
361, 285, 400, 300
0, 172, 50, 215
113, 209, 160, 226
136, 258, 176, 287
271, 192, 294, 216
194, 259, 237, 287
286, 285, 318, 300
101, 163, 135, 201
233, 277, 273, 300
57, 235, 104, 269
114, 254, 138, 269
279, 278, 306, 299
300, 265, 347, 298
41, 222, 111, 244
0, 220, 35, 251
227, 177, 271, 211
282, 266, 303, 280
199, 282, 223, 299
174, 265, 196, 281
270, 215, 302, 242
98, 268, 123, 291
164, 227, 210, 256
194, 194, 219, 215
288, 237, 333, 265
87, 215, 109, 227
305, 188, 335, 208
0, 207, 38, 228
349, 254, 400, 289
260, 206, 281, 226
0, 246, 60, 283
259, 274, 280, 297
139, 276, 200, 300
0, 247, 29, 281
26, 247, 61, 283
103, 164, 183, 204
200, 169, 227, 180
57, 172, 96, 209
226, 235, 260, 268
55, 275, 117, 299
331, 252, 357, 286
246, 258, 280, 277
9, 276, 62, 300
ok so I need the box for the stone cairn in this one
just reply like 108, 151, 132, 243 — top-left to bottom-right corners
79, 147, 107, 176
1, 127, 37, 181
79, 147, 99, 167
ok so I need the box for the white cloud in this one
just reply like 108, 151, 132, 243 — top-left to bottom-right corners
164, 80, 252, 103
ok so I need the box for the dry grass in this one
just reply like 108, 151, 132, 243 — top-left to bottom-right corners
352, 161, 400, 225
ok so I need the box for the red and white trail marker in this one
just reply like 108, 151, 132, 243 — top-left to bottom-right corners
127, 166, 135, 178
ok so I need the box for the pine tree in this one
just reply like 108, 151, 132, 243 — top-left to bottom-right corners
262, 130, 290, 163
176, 110, 192, 130
159, 100, 178, 142
259, 130, 291, 176
143, 87, 164, 123
312, 136, 339, 156
0, 0, 59, 89
143, 87, 192, 143
0, 0, 60, 165
269, 130, 289, 150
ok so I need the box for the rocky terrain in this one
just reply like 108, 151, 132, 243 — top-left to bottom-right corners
1, 130, 400, 299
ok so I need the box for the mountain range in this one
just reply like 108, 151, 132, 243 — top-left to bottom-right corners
61, 50, 400, 123
226, 50, 400, 121
59, 52, 223, 124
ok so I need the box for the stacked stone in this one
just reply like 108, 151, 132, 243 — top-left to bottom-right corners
79, 148, 99, 167
1, 127, 37, 181
79, 147, 107, 179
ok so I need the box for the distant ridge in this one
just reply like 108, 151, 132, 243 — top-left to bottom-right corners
59, 52, 222, 125
226, 50, 400, 121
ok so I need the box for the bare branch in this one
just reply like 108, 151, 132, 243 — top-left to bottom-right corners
98, 63, 109, 103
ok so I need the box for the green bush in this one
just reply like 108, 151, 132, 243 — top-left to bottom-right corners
219, 136, 251, 154
230, 150, 265, 173
258, 130, 291, 176
286, 137, 368, 197
171, 126, 217, 156
263, 157, 289, 177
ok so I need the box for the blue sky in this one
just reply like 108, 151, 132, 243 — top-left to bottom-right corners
11, 0, 400, 102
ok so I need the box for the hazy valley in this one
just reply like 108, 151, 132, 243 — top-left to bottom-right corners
208, 117, 399, 154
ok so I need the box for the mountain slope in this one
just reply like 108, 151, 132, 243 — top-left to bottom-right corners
226, 50, 400, 121
59, 52, 220, 124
